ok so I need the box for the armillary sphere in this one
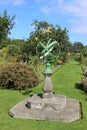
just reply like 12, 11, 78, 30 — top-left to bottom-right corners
36, 38, 60, 63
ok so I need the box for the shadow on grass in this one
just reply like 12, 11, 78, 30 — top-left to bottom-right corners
75, 82, 83, 90
75, 82, 87, 98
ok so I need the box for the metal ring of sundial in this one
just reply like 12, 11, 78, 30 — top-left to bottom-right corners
36, 38, 60, 97
36, 38, 60, 63
36, 38, 60, 73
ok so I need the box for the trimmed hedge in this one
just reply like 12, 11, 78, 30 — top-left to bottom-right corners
0, 62, 39, 90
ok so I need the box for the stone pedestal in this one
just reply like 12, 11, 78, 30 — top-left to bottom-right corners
42, 72, 53, 98
9, 94, 82, 122
9, 71, 82, 122
27, 94, 66, 111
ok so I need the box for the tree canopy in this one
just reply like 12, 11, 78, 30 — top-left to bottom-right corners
27, 20, 70, 56
0, 10, 15, 47
72, 42, 84, 53
0, 10, 85, 64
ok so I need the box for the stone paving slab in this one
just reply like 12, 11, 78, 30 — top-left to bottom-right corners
9, 95, 82, 123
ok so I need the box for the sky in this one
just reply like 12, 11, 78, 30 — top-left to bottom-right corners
0, 0, 87, 45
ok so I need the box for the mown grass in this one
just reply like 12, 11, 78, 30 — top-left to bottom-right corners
0, 61, 87, 130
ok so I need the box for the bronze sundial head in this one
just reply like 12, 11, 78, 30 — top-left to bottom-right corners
36, 38, 60, 62
36, 38, 60, 73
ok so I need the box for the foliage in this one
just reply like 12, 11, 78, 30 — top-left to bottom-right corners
82, 46, 87, 57
31, 19, 53, 34
80, 46, 87, 65
27, 20, 70, 58
0, 10, 15, 47
10, 39, 25, 48
0, 44, 21, 63
0, 38, 11, 49
0, 62, 39, 90
72, 42, 84, 53
73, 53, 81, 62
0, 47, 8, 58
19, 42, 33, 63
81, 65, 87, 92
29, 55, 39, 67
3, 39, 28, 63
17, 53, 30, 63
59, 51, 68, 63
81, 77, 87, 92
7, 44, 21, 56
1, 61, 87, 130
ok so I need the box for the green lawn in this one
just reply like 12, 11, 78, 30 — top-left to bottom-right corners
0, 61, 87, 130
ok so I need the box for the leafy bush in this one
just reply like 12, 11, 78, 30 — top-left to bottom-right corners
81, 77, 87, 92
73, 53, 81, 62
0, 63, 39, 90
81, 66, 87, 92
7, 44, 21, 56
82, 47, 87, 57
0, 45, 21, 63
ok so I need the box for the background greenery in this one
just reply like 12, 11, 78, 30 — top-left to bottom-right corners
0, 10, 87, 130
0, 61, 87, 130
0, 10, 86, 66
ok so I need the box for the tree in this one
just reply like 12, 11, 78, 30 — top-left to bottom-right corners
7, 44, 21, 56
0, 44, 21, 63
50, 26, 70, 53
10, 39, 25, 48
72, 42, 84, 53
31, 19, 53, 32
27, 20, 53, 56
27, 20, 70, 58
0, 10, 15, 47
0, 38, 11, 49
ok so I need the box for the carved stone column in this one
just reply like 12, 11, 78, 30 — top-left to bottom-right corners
42, 72, 53, 98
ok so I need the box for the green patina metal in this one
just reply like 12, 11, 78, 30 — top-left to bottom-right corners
45, 62, 52, 73
36, 38, 60, 73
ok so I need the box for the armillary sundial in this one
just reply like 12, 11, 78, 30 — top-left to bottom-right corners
36, 38, 60, 73
9, 38, 82, 123
36, 38, 60, 97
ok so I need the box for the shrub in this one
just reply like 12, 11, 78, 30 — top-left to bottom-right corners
81, 65, 87, 92
73, 53, 81, 62
7, 44, 21, 56
0, 63, 39, 90
81, 77, 87, 92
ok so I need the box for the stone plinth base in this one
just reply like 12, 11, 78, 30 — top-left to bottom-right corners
27, 94, 66, 111
9, 94, 82, 123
